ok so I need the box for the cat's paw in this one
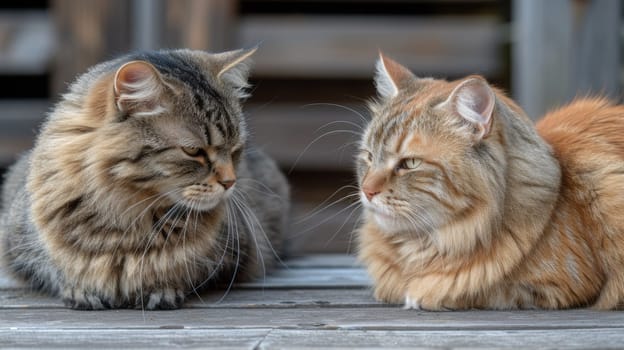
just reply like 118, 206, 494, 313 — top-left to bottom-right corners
62, 290, 115, 310
403, 293, 453, 311
403, 295, 421, 310
137, 288, 185, 310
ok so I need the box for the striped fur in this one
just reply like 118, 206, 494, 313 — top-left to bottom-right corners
0, 49, 289, 310
357, 54, 624, 310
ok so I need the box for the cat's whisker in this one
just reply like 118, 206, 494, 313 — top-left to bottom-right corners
130, 196, 180, 256
237, 178, 283, 199
294, 190, 360, 224
184, 199, 209, 305
232, 192, 288, 268
314, 120, 364, 133
192, 202, 236, 293
232, 190, 288, 270
110, 188, 183, 258
323, 202, 362, 248
301, 102, 369, 124
292, 200, 363, 237
337, 140, 362, 153
137, 202, 184, 311
402, 207, 436, 234
214, 201, 241, 304
288, 129, 362, 175
230, 193, 267, 286
346, 211, 365, 255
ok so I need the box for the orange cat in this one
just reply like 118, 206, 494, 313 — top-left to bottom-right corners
357, 53, 624, 310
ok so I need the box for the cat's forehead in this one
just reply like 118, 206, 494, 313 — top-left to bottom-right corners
151, 105, 244, 149
365, 103, 431, 151
363, 81, 461, 157
364, 119, 431, 158
203, 118, 244, 147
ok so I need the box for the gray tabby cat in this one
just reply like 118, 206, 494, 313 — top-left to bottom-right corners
0, 48, 289, 310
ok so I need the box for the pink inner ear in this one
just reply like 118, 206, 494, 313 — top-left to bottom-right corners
470, 84, 493, 117
115, 62, 155, 93
120, 68, 150, 84
454, 80, 494, 123
114, 61, 165, 115
448, 78, 495, 139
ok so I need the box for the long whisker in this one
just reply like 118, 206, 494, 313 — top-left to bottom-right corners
215, 200, 241, 304
181, 199, 203, 304
314, 120, 364, 133
230, 194, 267, 287
138, 202, 183, 313
111, 188, 182, 257
291, 199, 362, 238
232, 190, 287, 270
301, 102, 369, 124
346, 210, 365, 255
323, 202, 362, 248
237, 178, 283, 200
288, 129, 362, 175
295, 188, 359, 224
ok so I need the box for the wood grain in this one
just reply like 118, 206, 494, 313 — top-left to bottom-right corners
2, 254, 624, 348
51, 0, 132, 95
0, 288, 381, 309
0, 329, 270, 349
3, 328, 624, 349
3, 308, 624, 331
238, 15, 503, 78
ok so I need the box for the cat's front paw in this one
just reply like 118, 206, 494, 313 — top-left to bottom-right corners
403, 295, 421, 310
403, 292, 453, 311
137, 288, 185, 310
62, 289, 116, 310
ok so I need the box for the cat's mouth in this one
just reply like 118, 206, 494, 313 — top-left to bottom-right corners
185, 196, 224, 211
361, 194, 418, 233
360, 194, 397, 219
168, 187, 228, 212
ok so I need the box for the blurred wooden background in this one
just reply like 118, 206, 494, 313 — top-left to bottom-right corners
0, 0, 620, 255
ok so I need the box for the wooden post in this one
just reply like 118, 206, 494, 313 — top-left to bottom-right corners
512, 0, 620, 120
161, 0, 237, 52
51, 0, 132, 96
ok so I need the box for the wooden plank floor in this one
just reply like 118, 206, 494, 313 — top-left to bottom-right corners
2, 254, 624, 349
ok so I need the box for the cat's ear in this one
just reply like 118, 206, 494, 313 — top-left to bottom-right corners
441, 77, 495, 140
214, 47, 257, 99
114, 61, 166, 116
374, 52, 415, 99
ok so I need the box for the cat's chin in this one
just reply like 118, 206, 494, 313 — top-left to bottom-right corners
184, 197, 225, 212
371, 213, 410, 234
170, 195, 225, 212
362, 203, 407, 234
363, 203, 429, 235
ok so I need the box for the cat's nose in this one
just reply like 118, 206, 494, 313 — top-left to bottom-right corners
219, 179, 236, 190
364, 189, 380, 201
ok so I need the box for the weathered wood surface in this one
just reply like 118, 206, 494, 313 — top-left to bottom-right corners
3, 254, 624, 349
0, 11, 55, 74
512, 0, 621, 119
238, 15, 502, 79
52, 0, 132, 95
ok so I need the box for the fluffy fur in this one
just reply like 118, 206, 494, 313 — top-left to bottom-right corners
0, 48, 289, 310
357, 53, 624, 310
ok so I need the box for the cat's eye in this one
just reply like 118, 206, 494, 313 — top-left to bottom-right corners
181, 146, 203, 157
399, 158, 422, 170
